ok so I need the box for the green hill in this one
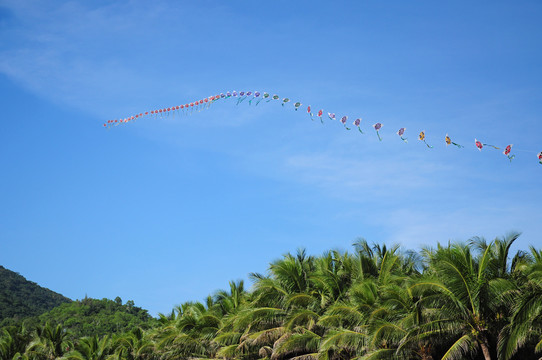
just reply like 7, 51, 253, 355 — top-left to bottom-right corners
0, 266, 154, 338
0, 265, 71, 324
37, 297, 155, 338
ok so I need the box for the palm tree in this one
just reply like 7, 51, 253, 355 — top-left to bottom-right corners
311, 250, 359, 309
317, 242, 410, 360
113, 328, 155, 360
469, 232, 522, 279
498, 245, 542, 360
154, 301, 221, 359
63, 335, 113, 360
411, 241, 515, 360
214, 280, 248, 316
213, 249, 324, 360
0, 325, 32, 360
26, 323, 72, 360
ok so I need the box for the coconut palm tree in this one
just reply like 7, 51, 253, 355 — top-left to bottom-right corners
498, 245, 542, 360
0, 326, 32, 360
154, 301, 222, 359
317, 242, 410, 360
214, 249, 324, 360
113, 327, 155, 360
25, 323, 72, 360
410, 241, 515, 360
214, 280, 248, 316
63, 335, 113, 360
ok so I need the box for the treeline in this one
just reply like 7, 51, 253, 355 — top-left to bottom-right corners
1, 233, 542, 360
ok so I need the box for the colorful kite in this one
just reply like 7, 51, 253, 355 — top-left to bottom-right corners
317, 110, 324, 123
248, 91, 260, 105
503, 145, 515, 162
445, 134, 463, 148
340, 116, 351, 130
397, 128, 407, 143
236, 91, 246, 105
354, 118, 363, 133
419, 131, 433, 148
307, 106, 314, 120
373, 123, 383, 141
256, 92, 269, 105
105, 90, 541, 165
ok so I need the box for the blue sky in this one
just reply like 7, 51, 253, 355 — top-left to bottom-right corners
1, 0, 541, 315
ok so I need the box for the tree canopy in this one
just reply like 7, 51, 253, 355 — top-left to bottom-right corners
1, 233, 542, 360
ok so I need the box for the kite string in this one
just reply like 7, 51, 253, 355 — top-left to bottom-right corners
513, 148, 539, 154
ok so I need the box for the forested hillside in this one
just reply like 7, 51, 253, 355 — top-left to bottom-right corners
37, 297, 155, 339
0, 266, 71, 324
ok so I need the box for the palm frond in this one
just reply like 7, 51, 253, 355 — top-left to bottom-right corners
440, 334, 476, 360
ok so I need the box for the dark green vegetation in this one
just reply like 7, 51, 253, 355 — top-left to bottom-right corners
0, 266, 70, 325
36, 297, 155, 339
2, 233, 542, 360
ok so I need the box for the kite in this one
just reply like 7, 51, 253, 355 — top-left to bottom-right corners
340, 116, 351, 130
354, 118, 364, 133
317, 110, 324, 123
445, 134, 464, 148
248, 91, 260, 105
397, 128, 407, 143
307, 106, 314, 120
236, 91, 246, 105
373, 123, 383, 141
419, 131, 433, 148
104, 90, 541, 165
503, 145, 515, 162
255, 92, 269, 105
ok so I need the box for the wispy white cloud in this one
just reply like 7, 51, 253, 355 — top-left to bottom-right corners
280, 152, 451, 196
227, 138, 541, 250
0, 1, 223, 117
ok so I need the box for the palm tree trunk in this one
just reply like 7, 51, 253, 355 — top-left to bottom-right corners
479, 338, 492, 360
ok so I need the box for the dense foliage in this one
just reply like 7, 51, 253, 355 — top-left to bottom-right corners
0, 266, 71, 326
37, 297, 155, 339
0, 297, 155, 341
1, 233, 542, 360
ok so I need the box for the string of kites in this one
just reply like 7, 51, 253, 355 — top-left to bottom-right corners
104, 90, 542, 165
